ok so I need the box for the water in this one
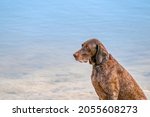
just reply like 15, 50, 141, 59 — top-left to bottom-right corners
0, 0, 150, 99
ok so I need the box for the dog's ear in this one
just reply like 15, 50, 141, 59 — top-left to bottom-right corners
95, 44, 108, 65
89, 44, 97, 65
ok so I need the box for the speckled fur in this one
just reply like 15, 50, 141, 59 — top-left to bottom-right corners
74, 39, 147, 100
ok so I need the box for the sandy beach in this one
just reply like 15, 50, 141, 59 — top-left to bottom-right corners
0, 63, 149, 100
0, 64, 97, 100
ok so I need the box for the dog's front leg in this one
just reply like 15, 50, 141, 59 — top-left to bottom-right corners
107, 92, 119, 100
103, 78, 120, 100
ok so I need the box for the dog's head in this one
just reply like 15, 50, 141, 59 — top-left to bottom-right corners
73, 39, 109, 65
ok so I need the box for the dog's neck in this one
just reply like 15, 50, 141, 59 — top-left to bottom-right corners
93, 54, 110, 68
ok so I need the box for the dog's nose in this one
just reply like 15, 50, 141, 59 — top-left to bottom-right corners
73, 53, 78, 58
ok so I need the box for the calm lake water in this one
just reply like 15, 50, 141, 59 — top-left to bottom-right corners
0, 0, 150, 99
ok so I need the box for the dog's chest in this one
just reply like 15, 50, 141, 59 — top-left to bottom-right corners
91, 67, 108, 84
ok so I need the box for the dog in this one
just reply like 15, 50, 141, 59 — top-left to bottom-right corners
73, 39, 147, 100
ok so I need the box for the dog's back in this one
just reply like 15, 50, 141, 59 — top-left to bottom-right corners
114, 57, 147, 100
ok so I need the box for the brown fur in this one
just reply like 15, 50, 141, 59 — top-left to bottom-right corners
73, 39, 147, 100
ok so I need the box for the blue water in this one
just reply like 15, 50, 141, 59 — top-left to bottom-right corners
0, 0, 150, 99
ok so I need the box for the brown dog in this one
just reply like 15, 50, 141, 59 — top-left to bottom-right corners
73, 39, 147, 100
